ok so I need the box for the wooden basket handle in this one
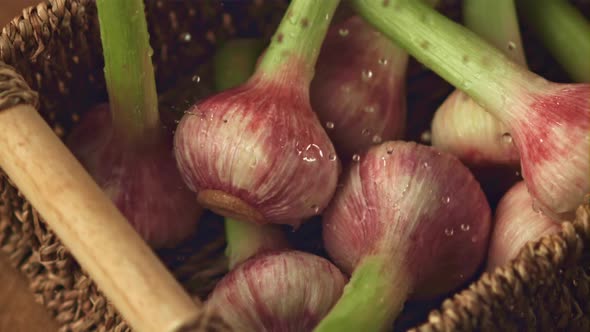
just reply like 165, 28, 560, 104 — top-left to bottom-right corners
0, 62, 203, 332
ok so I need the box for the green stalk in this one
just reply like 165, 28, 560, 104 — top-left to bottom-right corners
518, 0, 590, 83
257, 0, 341, 83
96, 0, 160, 143
225, 218, 287, 268
313, 256, 409, 332
350, 0, 544, 121
464, 0, 527, 66
214, 41, 285, 269
214, 39, 266, 91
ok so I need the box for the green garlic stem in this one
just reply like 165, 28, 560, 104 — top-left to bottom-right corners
314, 256, 409, 332
464, 0, 527, 66
350, 0, 544, 119
224, 218, 287, 269
213, 39, 266, 91
257, 0, 341, 83
518, 0, 590, 82
216, 45, 286, 269
96, 0, 160, 143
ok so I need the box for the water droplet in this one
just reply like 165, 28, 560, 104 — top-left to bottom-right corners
378, 58, 388, 66
386, 147, 394, 154
311, 204, 320, 214
338, 28, 349, 37
507, 41, 516, 51
462, 80, 472, 90
180, 32, 192, 42
301, 144, 324, 162
502, 133, 513, 144
362, 128, 371, 136
361, 69, 374, 81
420, 131, 431, 143
328, 153, 337, 161
192, 75, 201, 83
444, 228, 454, 236
352, 154, 361, 162
325, 121, 335, 129
442, 196, 451, 204
460, 224, 470, 231
372, 135, 382, 144
250, 157, 258, 168
364, 106, 376, 113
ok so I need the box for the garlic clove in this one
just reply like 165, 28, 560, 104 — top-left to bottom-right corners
432, 90, 519, 166
67, 104, 201, 248
311, 15, 407, 160
207, 250, 347, 332
487, 181, 560, 271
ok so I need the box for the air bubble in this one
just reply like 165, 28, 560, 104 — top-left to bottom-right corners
422, 162, 430, 169
361, 69, 374, 81
386, 147, 394, 154
352, 154, 361, 162
372, 135, 382, 144
460, 224, 470, 231
442, 196, 451, 204
328, 153, 337, 161
502, 133, 513, 144
325, 121, 335, 129
378, 58, 388, 66
444, 228, 454, 236
192, 75, 201, 83
364, 106, 376, 113
180, 32, 192, 42
362, 128, 371, 136
338, 28, 349, 37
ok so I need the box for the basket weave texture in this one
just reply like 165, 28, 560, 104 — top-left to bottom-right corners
0, 1, 589, 331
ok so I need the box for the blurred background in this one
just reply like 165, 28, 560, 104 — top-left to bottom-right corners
1, 1, 59, 331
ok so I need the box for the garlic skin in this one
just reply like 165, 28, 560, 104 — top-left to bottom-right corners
431, 90, 519, 166
487, 181, 560, 271
310, 15, 407, 160
509, 83, 590, 219
174, 66, 340, 228
323, 141, 491, 299
207, 250, 347, 332
67, 104, 201, 248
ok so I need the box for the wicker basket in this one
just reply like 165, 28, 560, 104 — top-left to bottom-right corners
0, 0, 589, 331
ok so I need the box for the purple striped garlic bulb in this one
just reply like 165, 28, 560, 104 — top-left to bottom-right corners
487, 181, 560, 271
207, 250, 347, 332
